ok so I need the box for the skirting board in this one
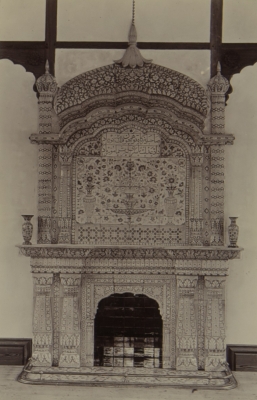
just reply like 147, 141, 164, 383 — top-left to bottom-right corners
227, 345, 257, 371
0, 339, 32, 365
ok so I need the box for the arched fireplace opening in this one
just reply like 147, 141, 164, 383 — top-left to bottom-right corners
94, 293, 162, 368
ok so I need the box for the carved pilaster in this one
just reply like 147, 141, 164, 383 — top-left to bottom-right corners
37, 144, 53, 222
190, 219, 203, 246
58, 146, 72, 244
52, 273, 61, 366
202, 147, 211, 245
176, 276, 198, 371
32, 274, 53, 366
204, 276, 226, 371
207, 64, 228, 247
59, 275, 81, 367
162, 322, 171, 369
58, 217, 72, 244
209, 145, 225, 246
190, 153, 203, 246
36, 62, 58, 240
38, 217, 52, 244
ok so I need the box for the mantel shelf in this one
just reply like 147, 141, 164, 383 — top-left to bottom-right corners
17, 244, 243, 260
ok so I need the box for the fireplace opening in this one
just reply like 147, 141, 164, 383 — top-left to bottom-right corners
94, 293, 162, 368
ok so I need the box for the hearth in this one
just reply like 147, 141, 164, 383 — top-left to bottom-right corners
94, 293, 162, 368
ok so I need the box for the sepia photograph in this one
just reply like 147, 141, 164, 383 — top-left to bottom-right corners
0, 0, 256, 399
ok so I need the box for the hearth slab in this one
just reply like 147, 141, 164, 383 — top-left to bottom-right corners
18, 363, 237, 390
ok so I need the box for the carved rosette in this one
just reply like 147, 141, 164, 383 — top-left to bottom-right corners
32, 274, 53, 366
176, 276, 198, 371
59, 275, 81, 367
204, 277, 226, 371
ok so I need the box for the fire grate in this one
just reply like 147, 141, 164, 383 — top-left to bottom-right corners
94, 293, 162, 368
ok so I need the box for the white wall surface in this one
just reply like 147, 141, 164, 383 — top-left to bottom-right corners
225, 65, 257, 344
0, 60, 38, 337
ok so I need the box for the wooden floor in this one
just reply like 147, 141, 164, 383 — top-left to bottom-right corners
0, 366, 257, 400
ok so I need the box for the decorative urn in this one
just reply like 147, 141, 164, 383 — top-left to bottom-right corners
21, 215, 33, 245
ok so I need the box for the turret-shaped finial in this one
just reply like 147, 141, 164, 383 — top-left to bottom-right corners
207, 62, 229, 94
207, 62, 229, 135
36, 59, 57, 94
114, 0, 152, 68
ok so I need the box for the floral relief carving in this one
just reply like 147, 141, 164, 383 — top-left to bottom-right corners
55, 64, 208, 120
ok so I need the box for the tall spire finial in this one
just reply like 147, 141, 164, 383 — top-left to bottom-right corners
217, 61, 221, 75
114, 0, 152, 68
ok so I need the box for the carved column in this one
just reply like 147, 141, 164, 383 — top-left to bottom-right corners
176, 276, 198, 370
59, 275, 81, 367
162, 322, 171, 369
32, 274, 53, 366
207, 63, 229, 246
202, 147, 211, 245
58, 145, 72, 244
36, 61, 58, 244
205, 276, 226, 371
210, 146, 225, 245
190, 152, 203, 246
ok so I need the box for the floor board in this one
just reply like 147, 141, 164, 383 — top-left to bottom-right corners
0, 366, 257, 400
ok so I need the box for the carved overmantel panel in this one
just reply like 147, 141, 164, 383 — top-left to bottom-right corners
17, 52, 243, 389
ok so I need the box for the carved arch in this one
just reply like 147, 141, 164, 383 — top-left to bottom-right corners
71, 122, 192, 158
93, 285, 167, 320
66, 115, 197, 152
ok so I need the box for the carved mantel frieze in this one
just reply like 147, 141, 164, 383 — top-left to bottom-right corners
18, 245, 243, 261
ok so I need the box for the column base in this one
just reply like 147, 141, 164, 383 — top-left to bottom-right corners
205, 356, 226, 371
176, 355, 198, 371
18, 361, 237, 389
32, 350, 52, 367
59, 351, 80, 367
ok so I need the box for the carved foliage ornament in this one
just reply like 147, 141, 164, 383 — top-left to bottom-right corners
55, 64, 208, 118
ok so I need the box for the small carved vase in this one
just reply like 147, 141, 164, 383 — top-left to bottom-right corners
164, 186, 177, 223
228, 217, 239, 248
83, 184, 96, 224
21, 215, 33, 245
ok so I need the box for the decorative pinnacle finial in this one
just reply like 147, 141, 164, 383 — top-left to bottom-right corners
36, 59, 57, 94
45, 60, 50, 74
217, 61, 221, 74
207, 61, 229, 95
114, 0, 152, 68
